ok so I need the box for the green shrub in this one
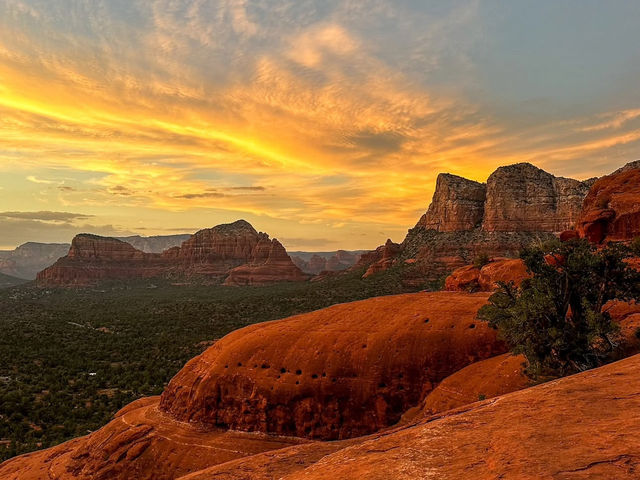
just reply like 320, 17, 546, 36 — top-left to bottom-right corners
479, 239, 640, 379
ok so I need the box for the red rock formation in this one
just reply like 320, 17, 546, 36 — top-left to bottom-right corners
445, 258, 530, 292
415, 173, 486, 232
361, 239, 401, 278
444, 264, 481, 291
160, 292, 506, 440
36, 221, 306, 287
421, 353, 529, 415
0, 397, 308, 480
277, 354, 640, 480
483, 163, 591, 233
224, 240, 309, 286
575, 163, 640, 243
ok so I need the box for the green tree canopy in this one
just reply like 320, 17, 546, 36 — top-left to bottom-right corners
479, 238, 640, 378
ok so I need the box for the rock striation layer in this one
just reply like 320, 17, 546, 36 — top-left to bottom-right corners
415, 174, 486, 232
36, 220, 306, 287
483, 163, 592, 233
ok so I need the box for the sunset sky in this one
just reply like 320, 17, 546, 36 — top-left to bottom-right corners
1, 1, 639, 250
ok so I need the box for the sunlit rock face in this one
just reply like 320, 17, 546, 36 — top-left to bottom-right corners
159, 292, 506, 440
415, 173, 486, 232
574, 162, 640, 243
358, 162, 592, 282
36, 220, 306, 287
482, 163, 592, 233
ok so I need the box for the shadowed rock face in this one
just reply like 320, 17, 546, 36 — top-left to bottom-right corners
159, 292, 505, 440
575, 163, 640, 243
36, 220, 306, 287
0, 242, 70, 280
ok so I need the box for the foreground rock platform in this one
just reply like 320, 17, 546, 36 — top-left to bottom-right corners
160, 291, 505, 440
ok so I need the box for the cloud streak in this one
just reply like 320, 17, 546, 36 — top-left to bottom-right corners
0, 1, 639, 248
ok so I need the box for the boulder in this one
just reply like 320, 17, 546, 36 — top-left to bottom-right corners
576, 163, 640, 243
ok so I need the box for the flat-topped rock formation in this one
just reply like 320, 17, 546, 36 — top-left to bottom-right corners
482, 163, 592, 233
36, 220, 306, 287
358, 162, 594, 282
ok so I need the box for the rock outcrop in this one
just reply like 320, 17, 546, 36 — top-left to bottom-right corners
224, 240, 309, 285
277, 354, 640, 480
415, 174, 486, 232
482, 163, 592, 233
359, 162, 592, 282
159, 292, 504, 440
0, 291, 507, 479
362, 239, 402, 278
421, 353, 529, 415
36, 220, 306, 287
574, 162, 640, 243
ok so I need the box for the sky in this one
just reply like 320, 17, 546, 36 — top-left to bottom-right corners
0, 0, 639, 250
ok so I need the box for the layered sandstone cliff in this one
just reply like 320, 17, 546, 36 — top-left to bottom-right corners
36, 220, 306, 287
360, 162, 593, 281
415, 174, 486, 232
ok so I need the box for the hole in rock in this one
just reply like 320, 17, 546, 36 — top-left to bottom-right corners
311, 374, 318, 379
261, 364, 270, 369
296, 369, 302, 375
280, 368, 286, 374
469, 324, 476, 329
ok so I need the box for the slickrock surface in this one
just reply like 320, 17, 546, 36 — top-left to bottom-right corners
483, 163, 591, 233
36, 221, 305, 287
415, 173, 486, 232
0, 397, 308, 480
421, 353, 529, 415
575, 163, 640, 243
445, 258, 529, 292
160, 292, 505, 440
280, 354, 640, 480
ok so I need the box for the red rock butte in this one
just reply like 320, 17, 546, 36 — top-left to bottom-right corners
36, 220, 308, 287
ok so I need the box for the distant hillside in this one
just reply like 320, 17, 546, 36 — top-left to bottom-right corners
0, 272, 29, 288
0, 235, 192, 280
290, 250, 367, 275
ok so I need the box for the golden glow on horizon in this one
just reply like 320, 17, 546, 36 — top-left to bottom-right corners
1, 1, 639, 249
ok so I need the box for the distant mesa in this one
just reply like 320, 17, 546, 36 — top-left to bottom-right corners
0, 235, 190, 280
35, 220, 308, 287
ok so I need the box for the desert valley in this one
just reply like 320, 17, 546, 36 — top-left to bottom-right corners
2, 2, 640, 479
1, 159, 640, 478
